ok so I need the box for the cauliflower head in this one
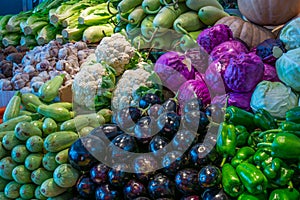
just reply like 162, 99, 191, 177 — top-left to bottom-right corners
95, 33, 136, 76
73, 54, 116, 110
111, 62, 158, 111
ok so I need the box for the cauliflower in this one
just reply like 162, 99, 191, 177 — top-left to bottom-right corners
111, 62, 157, 111
72, 54, 116, 110
95, 33, 136, 76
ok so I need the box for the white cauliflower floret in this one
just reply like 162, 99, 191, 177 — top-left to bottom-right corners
112, 63, 154, 111
95, 33, 135, 76
73, 54, 114, 110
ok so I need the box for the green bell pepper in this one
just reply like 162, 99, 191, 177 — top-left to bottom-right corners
236, 163, 268, 194
216, 122, 237, 166
238, 192, 267, 200
231, 146, 255, 168
286, 106, 300, 123
253, 148, 273, 168
222, 163, 244, 197
225, 106, 255, 129
254, 108, 277, 131
248, 130, 263, 149
279, 121, 300, 135
258, 132, 300, 160
269, 188, 300, 200
273, 165, 294, 186
235, 125, 250, 147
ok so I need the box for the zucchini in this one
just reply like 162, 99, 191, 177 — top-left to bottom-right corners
53, 164, 80, 188
25, 153, 43, 171
40, 178, 67, 198
34, 104, 74, 122
42, 118, 58, 136
44, 131, 78, 152
12, 165, 32, 184
4, 181, 21, 199
21, 93, 45, 112
14, 121, 42, 141
117, 0, 143, 13
128, 6, 146, 25
173, 11, 205, 34
3, 91, 21, 122
142, 0, 162, 14
42, 152, 59, 171
79, 126, 94, 137
0, 142, 9, 159
0, 176, 9, 191
60, 116, 89, 132
26, 136, 44, 153
11, 145, 30, 163
55, 148, 69, 164
38, 74, 65, 103
2, 131, 22, 151
97, 108, 113, 123
48, 102, 73, 111
83, 113, 106, 128
0, 157, 17, 180
31, 120, 43, 130
34, 186, 47, 200
0, 115, 32, 132
19, 110, 43, 120
0, 192, 11, 200
31, 168, 53, 185
19, 184, 36, 199
0, 131, 13, 141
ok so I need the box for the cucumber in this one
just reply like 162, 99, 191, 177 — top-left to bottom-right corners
14, 121, 43, 141
25, 153, 43, 171
97, 109, 113, 123
12, 165, 32, 184
128, 6, 146, 25
55, 148, 69, 164
34, 186, 47, 200
173, 11, 205, 34
79, 126, 94, 137
40, 178, 67, 198
0, 192, 12, 200
0, 115, 32, 132
19, 184, 36, 199
142, 0, 162, 14
4, 181, 21, 199
46, 191, 73, 200
42, 118, 58, 136
48, 102, 72, 111
0, 157, 17, 180
42, 152, 59, 171
186, 0, 223, 11
198, 6, 229, 26
153, 3, 189, 29
2, 131, 22, 151
53, 164, 80, 188
117, 0, 143, 13
3, 91, 21, 122
59, 117, 89, 132
21, 93, 45, 112
26, 136, 44, 153
31, 168, 53, 185
11, 145, 30, 163
0, 176, 9, 191
31, 120, 43, 130
38, 74, 65, 103
35, 104, 74, 122
0, 142, 9, 159
44, 131, 78, 153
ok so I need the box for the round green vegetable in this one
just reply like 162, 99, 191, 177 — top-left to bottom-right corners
53, 164, 80, 188
19, 184, 36, 199
25, 153, 43, 171
4, 181, 21, 199
0, 157, 17, 180
31, 168, 53, 185
26, 136, 44, 153
12, 165, 32, 184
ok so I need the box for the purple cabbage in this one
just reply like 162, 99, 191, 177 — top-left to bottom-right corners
185, 47, 209, 74
178, 72, 211, 112
263, 63, 280, 82
212, 92, 253, 111
223, 52, 264, 93
196, 24, 233, 54
255, 38, 286, 65
154, 51, 196, 92
209, 39, 249, 64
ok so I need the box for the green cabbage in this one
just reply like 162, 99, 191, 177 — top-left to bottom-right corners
276, 48, 300, 92
250, 81, 299, 119
279, 17, 300, 50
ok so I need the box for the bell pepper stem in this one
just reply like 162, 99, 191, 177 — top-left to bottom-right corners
288, 181, 294, 189
257, 142, 272, 148
220, 157, 227, 167
259, 129, 282, 137
232, 187, 239, 193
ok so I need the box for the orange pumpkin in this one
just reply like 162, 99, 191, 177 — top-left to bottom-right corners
238, 0, 300, 26
215, 16, 275, 48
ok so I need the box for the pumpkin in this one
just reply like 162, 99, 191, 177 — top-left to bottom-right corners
238, 0, 300, 26
215, 16, 275, 48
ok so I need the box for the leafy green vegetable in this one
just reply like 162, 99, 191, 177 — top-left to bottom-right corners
6, 11, 32, 32
62, 24, 87, 41
20, 35, 37, 47
36, 25, 58, 45
2, 33, 21, 47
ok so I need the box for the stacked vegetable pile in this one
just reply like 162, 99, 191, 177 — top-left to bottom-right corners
0, 0, 116, 48
115, 0, 231, 51
0, 76, 113, 199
